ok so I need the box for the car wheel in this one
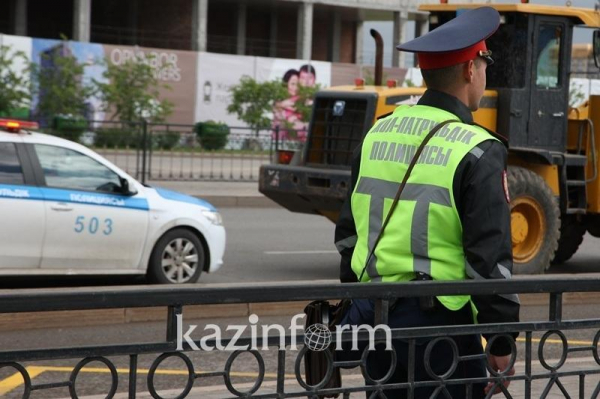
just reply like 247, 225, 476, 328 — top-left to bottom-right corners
148, 228, 204, 284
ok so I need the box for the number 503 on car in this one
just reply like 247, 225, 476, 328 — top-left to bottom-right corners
74, 216, 113, 235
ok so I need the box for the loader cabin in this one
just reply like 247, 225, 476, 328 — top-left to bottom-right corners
421, 4, 600, 153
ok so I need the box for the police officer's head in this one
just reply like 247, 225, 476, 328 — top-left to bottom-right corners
396, 7, 500, 112
421, 53, 489, 112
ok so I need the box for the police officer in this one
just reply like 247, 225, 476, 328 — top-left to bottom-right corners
334, 7, 520, 398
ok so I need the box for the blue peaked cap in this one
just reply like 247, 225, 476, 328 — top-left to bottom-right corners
396, 7, 500, 54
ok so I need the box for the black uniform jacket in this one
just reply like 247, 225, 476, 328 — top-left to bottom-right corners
334, 89, 520, 356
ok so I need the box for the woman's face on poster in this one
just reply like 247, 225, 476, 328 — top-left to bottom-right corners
287, 75, 299, 96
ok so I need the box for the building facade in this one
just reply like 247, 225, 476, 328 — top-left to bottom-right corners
1, 0, 428, 66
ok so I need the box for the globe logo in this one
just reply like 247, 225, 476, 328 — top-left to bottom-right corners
304, 323, 332, 351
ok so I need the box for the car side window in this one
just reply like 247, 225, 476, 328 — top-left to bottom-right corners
34, 144, 122, 193
0, 142, 25, 185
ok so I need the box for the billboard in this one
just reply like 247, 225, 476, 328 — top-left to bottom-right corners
31, 38, 107, 122
103, 45, 198, 124
195, 52, 332, 138
195, 52, 254, 128
0, 35, 199, 125
0, 34, 32, 119
2, 33, 341, 130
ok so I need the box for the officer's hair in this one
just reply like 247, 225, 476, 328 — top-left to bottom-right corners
421, 58, 485, 90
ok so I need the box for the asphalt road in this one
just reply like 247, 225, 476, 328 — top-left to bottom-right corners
1, 207, 600, 289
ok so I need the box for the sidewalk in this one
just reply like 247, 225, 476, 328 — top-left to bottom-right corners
147, 180, 277, 208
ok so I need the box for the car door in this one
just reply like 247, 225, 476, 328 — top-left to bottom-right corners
32, 143, 149, 271
0, 141, 45, 269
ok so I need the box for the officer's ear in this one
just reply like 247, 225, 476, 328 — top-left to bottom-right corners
463, 60, 475, 83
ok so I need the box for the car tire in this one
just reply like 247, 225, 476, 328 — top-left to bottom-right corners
508, 166, 560, 274
148, 228, 205, 284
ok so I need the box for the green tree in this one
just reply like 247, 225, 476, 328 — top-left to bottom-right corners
30, 43, 92, 120
0, 45, 31, 117
227, 76, 288, 131
295, 83, 321, 123
94, 56, 173, 123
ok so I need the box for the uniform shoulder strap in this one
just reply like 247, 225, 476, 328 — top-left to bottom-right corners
471, 122, 508, 147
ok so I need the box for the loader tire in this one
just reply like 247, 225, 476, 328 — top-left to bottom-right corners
585, 214, 600, 237
552, 215, 586, 264
508, 167, 560, 274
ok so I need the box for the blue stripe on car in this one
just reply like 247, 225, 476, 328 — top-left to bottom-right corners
0, 184, 149, 210
0, 185, 43, 201
153, 187, 216, 211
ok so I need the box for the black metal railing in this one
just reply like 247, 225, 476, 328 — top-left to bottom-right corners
2, 278, 600, 398
37, 120, 305, 183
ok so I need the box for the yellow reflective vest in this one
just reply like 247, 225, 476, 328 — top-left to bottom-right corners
350, 104, 499, 311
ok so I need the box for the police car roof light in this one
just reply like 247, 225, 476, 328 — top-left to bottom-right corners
0, 119, 39, 133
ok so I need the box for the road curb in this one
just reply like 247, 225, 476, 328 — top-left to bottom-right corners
0, 292, 595, 332
0, 302, 308, 332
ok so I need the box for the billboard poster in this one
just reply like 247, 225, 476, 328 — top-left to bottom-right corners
255, 58, 331, 86
195, 52, 255, 128
195, 53, 333, 138
103, 44, 198, 125
29, 39, 198, 125
256, 58, 331, 141
6, 33, 335, 130
0, 34, 32, 119
31, 38, 107, 123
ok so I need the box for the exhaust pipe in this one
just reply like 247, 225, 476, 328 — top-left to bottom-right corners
370, 29, 384, 86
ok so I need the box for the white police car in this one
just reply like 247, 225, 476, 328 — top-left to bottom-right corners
0, 119, 225, 284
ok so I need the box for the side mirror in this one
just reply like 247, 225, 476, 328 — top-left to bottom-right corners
594, 30, 600, 69
119, 177, 137, 196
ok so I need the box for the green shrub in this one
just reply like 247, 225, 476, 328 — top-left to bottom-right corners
0, 107, 30, 120
152, 131, 180, 150
194, 121, 230, 151
52, 115, 87, 142
94, 128, 140, 149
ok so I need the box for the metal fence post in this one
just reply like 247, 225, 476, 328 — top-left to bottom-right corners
141, 119, 148, 184
273, 125, 280, 163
